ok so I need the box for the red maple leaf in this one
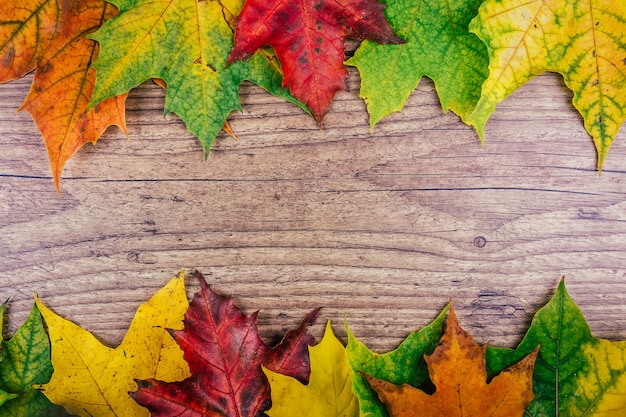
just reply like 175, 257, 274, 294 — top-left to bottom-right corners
227, 0, 403, 124
133, 271, 320, 417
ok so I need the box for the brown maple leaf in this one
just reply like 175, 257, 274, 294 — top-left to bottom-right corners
364, 307, 538, 417
227, 0, 403, 124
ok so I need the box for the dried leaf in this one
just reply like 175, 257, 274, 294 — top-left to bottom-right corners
36, 273, 190, 417
365, 307, 538, 417
227, 0, 403, 123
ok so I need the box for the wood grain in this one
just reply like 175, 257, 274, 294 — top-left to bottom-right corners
1, 70, 626, 353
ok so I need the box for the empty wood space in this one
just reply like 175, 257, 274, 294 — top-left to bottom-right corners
1, 70, 626, 352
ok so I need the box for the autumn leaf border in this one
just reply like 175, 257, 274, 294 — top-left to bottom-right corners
1, 0, 624, 189
1, 273, 625, 416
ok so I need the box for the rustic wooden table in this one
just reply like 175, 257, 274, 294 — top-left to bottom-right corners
1, 70, 625, 352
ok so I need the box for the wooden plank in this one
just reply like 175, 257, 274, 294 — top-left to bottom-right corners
1, 70, 626, 352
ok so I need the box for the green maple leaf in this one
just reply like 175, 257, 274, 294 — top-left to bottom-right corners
468, 0, 626, 169
0, 302, 70, 417
89, 0, 307, 155
347, 0, 489, 129
346, 306, 448, 417
486, 279, 626, 417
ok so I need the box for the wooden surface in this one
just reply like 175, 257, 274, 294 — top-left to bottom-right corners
1, 70, 626, 352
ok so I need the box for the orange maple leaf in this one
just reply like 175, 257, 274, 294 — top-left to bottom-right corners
364, 307, 538, 417
0, 0, 59, 83
1, 0, 128, 191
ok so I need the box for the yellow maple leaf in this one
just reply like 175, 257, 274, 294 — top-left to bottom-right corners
467, 0, 626, 169
35, 272, 191, 417
264, 321, 359, 417
365, 307, 538, 417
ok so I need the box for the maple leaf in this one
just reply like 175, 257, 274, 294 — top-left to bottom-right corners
89, 0, 306, 156
36, 273, 191, 417
0, 0, 128, 191
19, 1, 128, 191
365, 307, 538, 417
264, 321, 359, 417
346, 306, 448, 417
133, 270, 319, 417
347, 0, 489, 130
467, 0, 626, 169
227, 0, 404, 124
0, 0, 59, 83
486, 279, 626, 417
0, 302, 71, 417
265, 306, 321, 384
151, 77, 239, 141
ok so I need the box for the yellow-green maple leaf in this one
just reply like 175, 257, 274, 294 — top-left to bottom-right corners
88, 0, 307, 155
577, 339, 626, 416
264, 321, 358, 417
468, 0, 626, 169
36, 272, 191, 417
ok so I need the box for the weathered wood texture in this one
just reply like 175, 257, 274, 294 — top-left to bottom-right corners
1, 70, 626, 352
